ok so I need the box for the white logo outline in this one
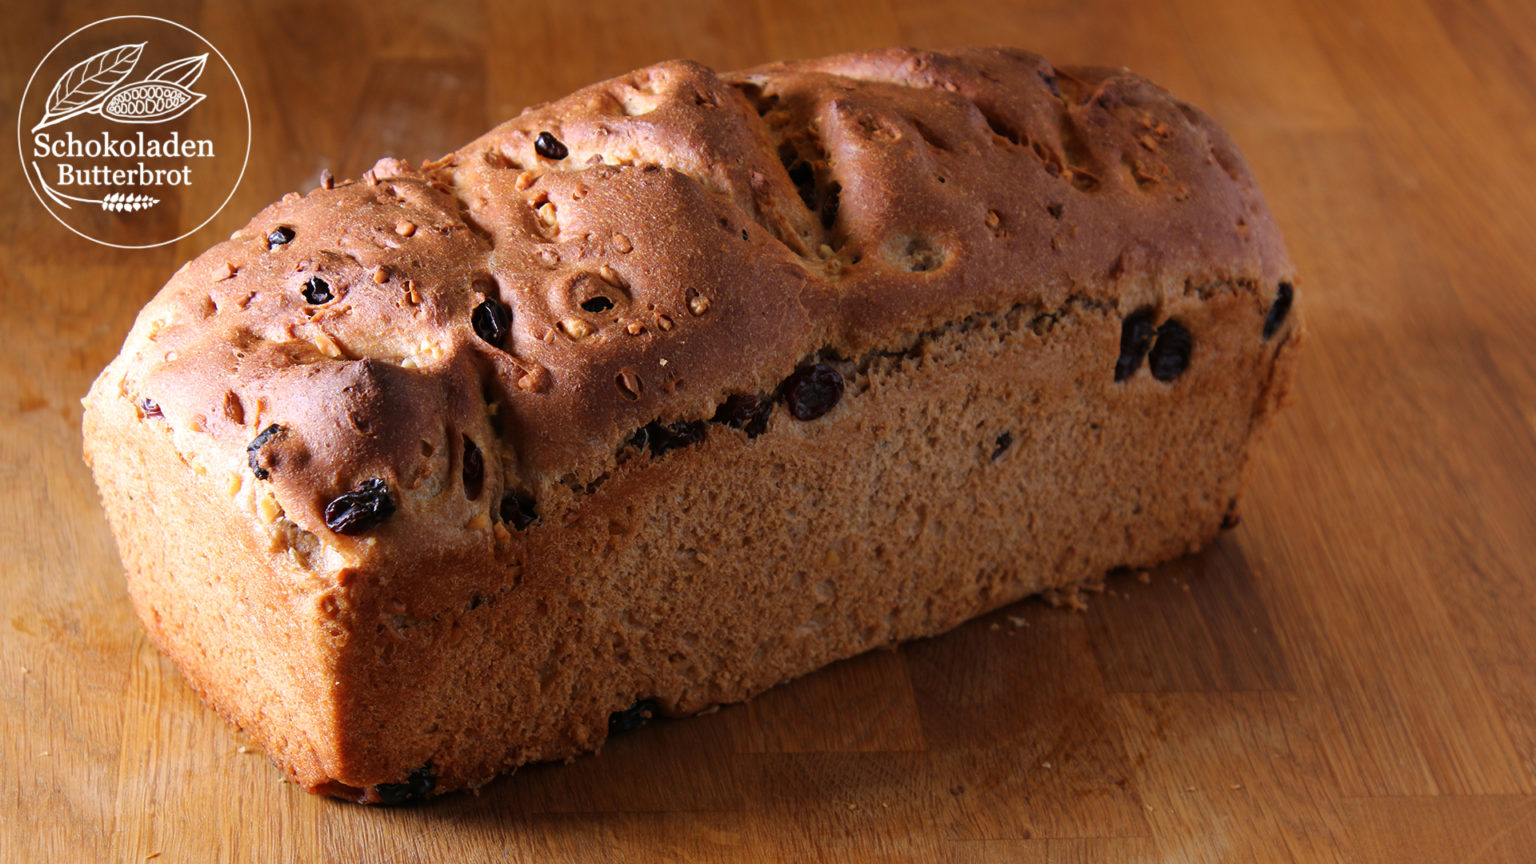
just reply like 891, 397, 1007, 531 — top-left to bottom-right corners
17, 15, 250, 250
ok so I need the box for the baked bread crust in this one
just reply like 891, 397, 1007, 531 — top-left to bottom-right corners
82, 46, 1301, 801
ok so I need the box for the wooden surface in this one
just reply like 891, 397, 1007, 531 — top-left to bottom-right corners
5, 0, 1536, 860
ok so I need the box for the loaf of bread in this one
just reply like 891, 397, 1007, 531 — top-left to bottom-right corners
82, 46, 1301, 802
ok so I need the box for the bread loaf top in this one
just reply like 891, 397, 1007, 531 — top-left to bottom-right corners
86, 46, 1292, 565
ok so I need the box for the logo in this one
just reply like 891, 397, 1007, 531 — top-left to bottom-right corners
18, 16, 250, 249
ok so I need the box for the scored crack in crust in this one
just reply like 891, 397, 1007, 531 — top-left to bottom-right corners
82, 45, 1302, 799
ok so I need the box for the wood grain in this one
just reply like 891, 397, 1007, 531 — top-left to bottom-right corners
4, 0, 1534, 860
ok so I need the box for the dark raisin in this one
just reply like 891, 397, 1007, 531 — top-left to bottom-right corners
1040, 71, 1063, 99
324, 478, 396, 534
786, 160, 816, 210
712, 393, 772, 438
781, 364, 844, 420
141, 397, 162, 418
301, 276, 332, 304
462, 435, 483, 500
991, 431, 1013, 460
372, 764, 435, 805
246, 424, 283, 479
639, 419, 707, 457
471, 297, 511, 348
608, 699, 659, 735
534, 131, 569, 160
1114, 308, 1157, 382
266, 226, 295, 249
580, 295, 614, 313
1149, 320, 1193, 382
820, 181, 841, 230
1219, 497, 1241, 531
1263, 281, 1294, 340
500, 491, 537, 530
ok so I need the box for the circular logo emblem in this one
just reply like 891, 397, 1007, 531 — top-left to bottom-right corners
17, 15, 250, 249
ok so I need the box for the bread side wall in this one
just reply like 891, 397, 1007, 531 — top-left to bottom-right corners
318, 277, 1298, 796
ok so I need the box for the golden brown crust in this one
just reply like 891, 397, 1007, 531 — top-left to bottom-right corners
81, 46, 1302, 800
94, 46, 1290, 551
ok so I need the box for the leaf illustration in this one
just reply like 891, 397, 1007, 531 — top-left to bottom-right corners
143, 53, 207, 88
32, 42, 143, 132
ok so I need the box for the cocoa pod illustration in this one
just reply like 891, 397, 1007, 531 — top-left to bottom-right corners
100, 81, 205, 124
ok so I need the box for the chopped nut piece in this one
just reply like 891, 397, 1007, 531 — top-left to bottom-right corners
616, 368, 642, 400
688, 295, 710, 316
516, 366, 551, 392
538, 202, 557, 226
320, 168, 335, 189
257, 494, 282, 525
612, 233, 633, 253
625, 321, 645, 335
560, 318, 593, 340
373, 266, 388, 284
395, 220, 417, 237
311, 332, 343, 358
656, 314, 674, 331
515, 171, 536, 191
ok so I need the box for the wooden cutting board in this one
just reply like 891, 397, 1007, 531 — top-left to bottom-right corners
5, 0, 1535, 860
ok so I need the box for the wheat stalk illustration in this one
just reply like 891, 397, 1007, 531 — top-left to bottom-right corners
101, 192, 160, 212
30, 161, 162, 213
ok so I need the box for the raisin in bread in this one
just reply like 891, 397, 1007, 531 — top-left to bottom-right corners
82, 46, 1302, 802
